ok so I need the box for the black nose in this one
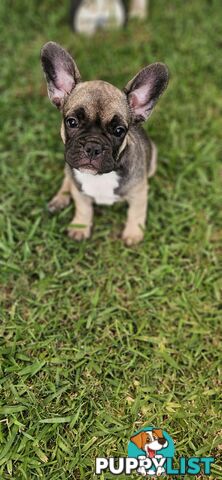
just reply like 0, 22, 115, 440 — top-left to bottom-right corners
158, 438, 166, 445
84, 142, 103, 159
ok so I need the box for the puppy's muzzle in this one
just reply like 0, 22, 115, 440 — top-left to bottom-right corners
84, 141, 103, 161
65, 138, 115, 174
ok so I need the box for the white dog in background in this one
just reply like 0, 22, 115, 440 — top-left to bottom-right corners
71, 0, 148, 35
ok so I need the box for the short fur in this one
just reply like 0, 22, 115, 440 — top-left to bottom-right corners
41, 42, 169, 245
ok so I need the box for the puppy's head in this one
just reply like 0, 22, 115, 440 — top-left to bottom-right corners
41, 42, 169, 175
130, 429, 168, 456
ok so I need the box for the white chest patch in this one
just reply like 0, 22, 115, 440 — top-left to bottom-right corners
74, 169, 120, 205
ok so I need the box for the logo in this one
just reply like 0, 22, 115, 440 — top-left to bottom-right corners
95, 426, 215, 476
128, 427, 174, 476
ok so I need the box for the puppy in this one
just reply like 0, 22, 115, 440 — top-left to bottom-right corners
41, 42, 169, 245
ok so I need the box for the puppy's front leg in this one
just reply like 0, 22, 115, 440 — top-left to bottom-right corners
48, 171, 71, 213
68, 181, 93, 241
122, 180, 148, 246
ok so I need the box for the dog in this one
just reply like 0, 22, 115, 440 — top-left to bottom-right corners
71, 0, 127, 34
70, 0, 148, 34
41, 42, 168, 245
130, 428, 168, 476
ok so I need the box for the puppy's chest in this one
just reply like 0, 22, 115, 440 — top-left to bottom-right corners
74, 170, 121, 205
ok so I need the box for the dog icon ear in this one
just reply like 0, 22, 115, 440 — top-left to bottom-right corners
130, 431, 147, 450
152, 429, 164, 439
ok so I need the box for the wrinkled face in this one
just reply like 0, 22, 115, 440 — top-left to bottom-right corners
62, 81, 130, 175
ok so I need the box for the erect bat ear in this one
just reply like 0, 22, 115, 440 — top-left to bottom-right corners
40, 41, 81, 109
130, 431, 147, 450
124, 63, 169, 122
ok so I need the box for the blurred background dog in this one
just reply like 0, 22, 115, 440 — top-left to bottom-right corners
70, 0, 148, 34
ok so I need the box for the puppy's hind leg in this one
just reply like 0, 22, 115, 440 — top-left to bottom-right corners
48, 170, 71, 213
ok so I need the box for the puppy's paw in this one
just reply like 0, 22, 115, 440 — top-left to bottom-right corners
122, 227, 144, 246
67, 225, 91, 241
48, 193, 71, 213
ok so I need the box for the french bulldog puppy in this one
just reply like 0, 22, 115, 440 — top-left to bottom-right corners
41, 42, 168, 245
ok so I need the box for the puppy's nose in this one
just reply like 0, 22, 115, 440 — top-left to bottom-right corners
84, 142, 102, 159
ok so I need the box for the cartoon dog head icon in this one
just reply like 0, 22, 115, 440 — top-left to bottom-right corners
130, 428, 168, 458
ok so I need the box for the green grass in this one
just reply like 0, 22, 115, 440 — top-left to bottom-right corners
0, 0, 222, 478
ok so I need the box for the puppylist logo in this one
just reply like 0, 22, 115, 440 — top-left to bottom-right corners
128, 427, 174, 476
95, 426, 215, 476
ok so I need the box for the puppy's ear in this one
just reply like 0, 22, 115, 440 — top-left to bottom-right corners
41, 42, 81, 109
124, 63, 169, 122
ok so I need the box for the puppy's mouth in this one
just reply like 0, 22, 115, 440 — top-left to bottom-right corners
77, 165, 98, 175
69, 158, 115, 175
65, 139, 117, 174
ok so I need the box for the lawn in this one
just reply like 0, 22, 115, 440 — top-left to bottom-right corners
0, 0, 222, 478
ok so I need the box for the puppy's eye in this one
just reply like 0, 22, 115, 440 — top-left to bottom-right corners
113, 126, 126, 137
66, 117, 78, 128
